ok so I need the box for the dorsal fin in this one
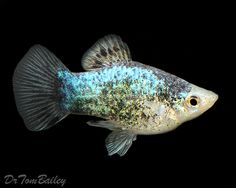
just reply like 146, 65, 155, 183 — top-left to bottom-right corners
81, 35, 132, 71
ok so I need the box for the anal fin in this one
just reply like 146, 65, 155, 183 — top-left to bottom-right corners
87, 120, 137, 156
105, 130, 136, 156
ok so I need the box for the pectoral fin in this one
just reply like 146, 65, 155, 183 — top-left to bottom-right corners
105, 130, 136, 156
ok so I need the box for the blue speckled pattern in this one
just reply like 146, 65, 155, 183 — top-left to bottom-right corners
58, 65, 160, 110
57, 62, 191, 124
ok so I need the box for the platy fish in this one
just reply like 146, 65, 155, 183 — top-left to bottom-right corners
13, 35, 218, 156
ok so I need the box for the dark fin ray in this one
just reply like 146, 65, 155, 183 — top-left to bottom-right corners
81, 35, 132, 71
13, 45, 70, 131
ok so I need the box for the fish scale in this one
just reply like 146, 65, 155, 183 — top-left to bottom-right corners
57, 62, 192, 132
59, 66, 157, 110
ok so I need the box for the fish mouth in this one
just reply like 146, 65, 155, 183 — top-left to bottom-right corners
208, 92, 218, 109
199, 91, 218, 114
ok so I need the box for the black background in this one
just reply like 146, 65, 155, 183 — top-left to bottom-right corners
0, 1, 235, 188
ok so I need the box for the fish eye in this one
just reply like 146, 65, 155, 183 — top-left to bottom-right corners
190, 98, 198, 106
189, 96, 199, 107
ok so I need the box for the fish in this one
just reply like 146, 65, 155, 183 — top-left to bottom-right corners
13, 35, 218, 156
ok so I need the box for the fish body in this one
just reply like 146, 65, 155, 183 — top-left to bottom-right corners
13, 35, 218, 156
58, 63, 190, 135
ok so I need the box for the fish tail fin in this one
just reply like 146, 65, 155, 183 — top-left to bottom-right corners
13, 45, 70, 131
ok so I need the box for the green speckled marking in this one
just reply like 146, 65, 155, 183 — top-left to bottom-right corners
57, 63, 191, 128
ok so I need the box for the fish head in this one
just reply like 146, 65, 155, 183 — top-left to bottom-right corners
176, 84, 218, 124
